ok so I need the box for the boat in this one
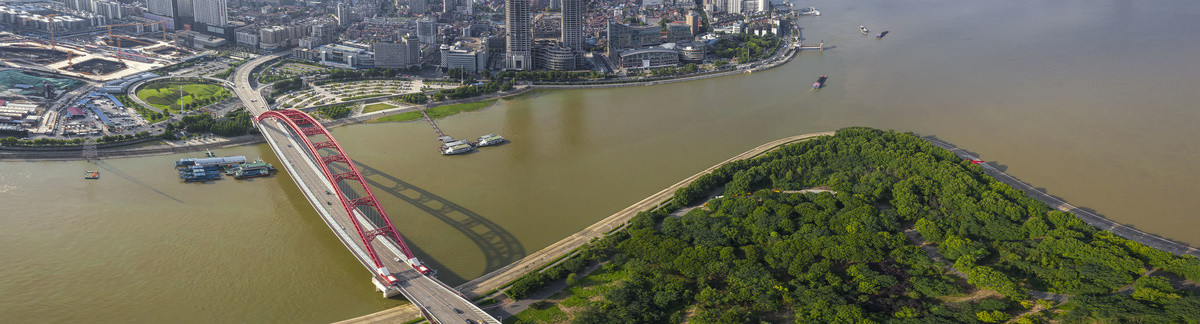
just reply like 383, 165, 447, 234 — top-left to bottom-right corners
226, 158, 275, 176
812, 75, 828, 89
176, 155, 247, 169
180, 167, 222, 182
234, 168, 271, 179
800, 6, 821, 16
876, 31, 890, 38
439, 140, 475, 155
475, 134, 507, 147
84, 171, 99, 179
860, 25, 869, 35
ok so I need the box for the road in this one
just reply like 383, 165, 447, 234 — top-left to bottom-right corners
923, 137, 1200, 259
233, 53, 498, 324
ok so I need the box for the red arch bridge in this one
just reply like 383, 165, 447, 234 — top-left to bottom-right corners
256, 109, 498, 324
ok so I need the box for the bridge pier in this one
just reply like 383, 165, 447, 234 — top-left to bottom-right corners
372, 277, 403, 298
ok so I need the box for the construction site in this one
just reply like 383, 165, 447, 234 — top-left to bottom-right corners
0, 20, 194, 81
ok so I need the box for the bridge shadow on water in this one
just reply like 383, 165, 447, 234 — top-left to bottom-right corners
349, 162, 526, 284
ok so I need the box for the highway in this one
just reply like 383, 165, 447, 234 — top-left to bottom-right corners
233, 53, 498, 324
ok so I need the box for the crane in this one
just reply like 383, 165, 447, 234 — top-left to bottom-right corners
21, 14, 59, 50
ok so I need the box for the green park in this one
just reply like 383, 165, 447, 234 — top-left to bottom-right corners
135, 80, 232, 113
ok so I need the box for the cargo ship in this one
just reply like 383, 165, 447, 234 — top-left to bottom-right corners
812, 75, 828, 89
440, 140, 475, 155
876, 31, 889, 39
475, 134, 507, 147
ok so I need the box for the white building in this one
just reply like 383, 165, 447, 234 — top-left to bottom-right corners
193, 0, 227, 28
439, 38, 487, 73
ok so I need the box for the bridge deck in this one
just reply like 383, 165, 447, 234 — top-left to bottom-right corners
236, 54, 497, 324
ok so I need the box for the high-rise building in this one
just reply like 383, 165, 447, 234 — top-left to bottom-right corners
416, 17, 436, 44
193, 0, 227, 27
91, 0, 123, 19
685, 10, 699, 34
752, 0, 766, 13
504, 0, 531, 70
442, 0, 472, 15
560, 0, 581, 51
147, 0, 175, 17
374, 38, 421, 68
726, 0, 740, 14
404, 35, 421, 66
66, 0, 91, 11
176, 0, 194, 18
408, 0, 425, 14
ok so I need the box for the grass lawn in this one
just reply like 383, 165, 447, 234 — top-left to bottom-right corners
371, 111, 422, 123
426, 99, 496, 119
363, 103, 395, 113
502, 302, 568, 324
136, 82, 230, 113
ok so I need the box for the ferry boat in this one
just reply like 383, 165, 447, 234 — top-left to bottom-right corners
812, 75, 828, 89
475, 134, 507, 147
800, 7, 821, 16
859, 25, 869, 35
876, 31, 890, 39
84, 171, 99, 179
226, 158, 275, 176
439, 140, 475, 155
234, 168, 271, 179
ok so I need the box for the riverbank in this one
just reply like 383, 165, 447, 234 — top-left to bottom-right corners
0, 86, 535, 162
530, 44, 801, 90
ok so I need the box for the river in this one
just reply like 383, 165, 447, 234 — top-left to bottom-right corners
3, 0, 1200, 322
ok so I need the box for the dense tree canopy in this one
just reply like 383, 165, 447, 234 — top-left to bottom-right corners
515, 127, 1200, 323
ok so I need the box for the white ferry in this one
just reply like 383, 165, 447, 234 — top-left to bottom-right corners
476, 134, 507, 147
439, 140, 475, 155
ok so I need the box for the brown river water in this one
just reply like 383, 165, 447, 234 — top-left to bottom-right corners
2, 0, 1200, 322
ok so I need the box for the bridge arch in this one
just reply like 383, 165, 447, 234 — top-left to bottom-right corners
256, 109, 416, 270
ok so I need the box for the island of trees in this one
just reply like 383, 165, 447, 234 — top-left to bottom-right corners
503, 127, 1200, 323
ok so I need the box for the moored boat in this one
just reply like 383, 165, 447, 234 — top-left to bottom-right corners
439, 140, 475, 155
475, 134, 507, 147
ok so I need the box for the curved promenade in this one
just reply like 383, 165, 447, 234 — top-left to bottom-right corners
923, 137, 1200, 258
